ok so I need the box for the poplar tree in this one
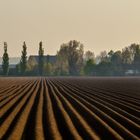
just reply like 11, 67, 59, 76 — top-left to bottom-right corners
20, 42, 27, 75
38, 41, 44, 75
2, 42, 9, 75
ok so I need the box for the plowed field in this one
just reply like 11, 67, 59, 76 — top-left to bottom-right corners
0, 77, 140, 140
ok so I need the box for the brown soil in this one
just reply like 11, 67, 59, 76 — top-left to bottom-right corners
0, 77, 140, 140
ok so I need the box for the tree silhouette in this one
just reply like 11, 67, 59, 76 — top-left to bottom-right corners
20, 42, 27, 75
38, 41, 44, 75
57, 40, 84, 75
2, 42, 9, 75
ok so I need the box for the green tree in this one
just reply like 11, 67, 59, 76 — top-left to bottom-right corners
57, 40, 84, 75
44, 62, 53, 76
16, 64, 20, 75
96, 61, 112, 76
122, 47, 132, 64
2, 42, 9, 76
38, 41, 44, 75
108, 50, 114, 61
85, 51, 95, 61
111, 51, 122, 65
99, 51, 108, 63
111, 51, 123, 75
129, 43, 140, 60
133, 45, 140, 73
84, 51, 95, 75
56, 49, 69, 75
20, 42, 27, 75
84, 59, 95, 75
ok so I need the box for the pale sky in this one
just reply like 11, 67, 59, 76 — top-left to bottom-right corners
0, 0, 140, 57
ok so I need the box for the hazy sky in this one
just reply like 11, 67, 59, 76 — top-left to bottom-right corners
0, 0, 140, 57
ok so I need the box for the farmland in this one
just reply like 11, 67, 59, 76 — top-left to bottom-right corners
0, 77, 140, 140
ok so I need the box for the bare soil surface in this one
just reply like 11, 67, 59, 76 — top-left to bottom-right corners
0, 77, 140, 140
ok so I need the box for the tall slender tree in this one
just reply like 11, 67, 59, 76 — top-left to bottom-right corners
38, 41, 44, 75
20, 42, 27, 75
2, 42, 9, 75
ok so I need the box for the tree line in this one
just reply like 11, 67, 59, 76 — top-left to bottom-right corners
1, 41, 44, 76
1, 40, 140, 76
